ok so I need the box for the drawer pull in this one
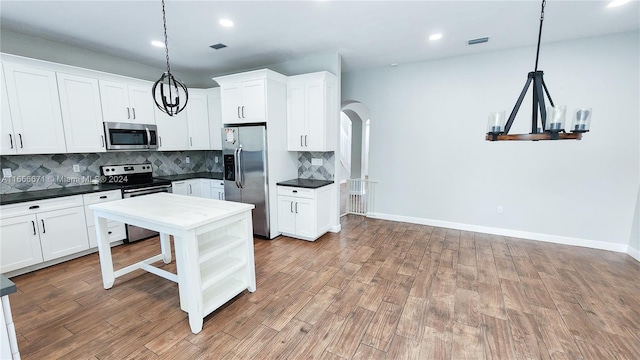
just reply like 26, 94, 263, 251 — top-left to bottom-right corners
99, 196, 108, 199
28, 205, 40, 210
292, 190, 297, 193
41, 219, 46, 234
108, 231, 112, 235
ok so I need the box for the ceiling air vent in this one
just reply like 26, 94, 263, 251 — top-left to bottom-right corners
209, 43, 227, 50
468, 37, 489, 45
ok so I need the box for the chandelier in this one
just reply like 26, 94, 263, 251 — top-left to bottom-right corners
152, 0, 188, 116
486, 0, 591, 141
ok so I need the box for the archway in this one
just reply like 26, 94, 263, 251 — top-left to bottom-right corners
340, 100, 371, 215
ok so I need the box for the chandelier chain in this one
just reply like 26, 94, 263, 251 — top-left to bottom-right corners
162, 0, 170, 74
534, 0, 546, 72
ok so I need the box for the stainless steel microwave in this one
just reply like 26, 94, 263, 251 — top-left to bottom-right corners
103, 122, 158, 151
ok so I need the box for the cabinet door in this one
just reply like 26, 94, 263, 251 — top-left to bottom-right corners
57, 73, 106, 153
3, 63, 66, 154
187, 179, 201, 197
277, 196, 297, 235
172, 181, 188, 195
128, 84, 156, 124
287, 81, 306, 151
0, 214, 43, 273
241, 79, 266, 122
0, 63, 16, 155
220, 84, 243, 124
208, 88, 223, 150
186, 91, 210, 150
38, 207, 89, 261
305, 81, 326, 150
99, 80, 130, 123
156, 108, 189, 151
294, 198, 316, 239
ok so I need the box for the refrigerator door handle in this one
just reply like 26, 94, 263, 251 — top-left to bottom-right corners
234, 147, 240, 188
238, 146, 244, 188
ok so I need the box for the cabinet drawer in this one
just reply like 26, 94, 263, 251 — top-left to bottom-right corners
87, 222, 127, 247
276, 186, 315, 199
0, 195, 84, 219
82, 190, 122, 205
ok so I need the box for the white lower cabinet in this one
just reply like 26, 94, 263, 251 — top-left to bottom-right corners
0, 195, 89, 273
83, 190, 126, 248
277, 184, 333, 241
211, 180, 225, 200
172, 179, 202, 197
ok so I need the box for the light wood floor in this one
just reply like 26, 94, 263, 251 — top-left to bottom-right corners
8, 215, 640, 359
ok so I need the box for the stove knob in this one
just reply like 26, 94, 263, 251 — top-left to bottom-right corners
111, 168, 115, 171
104, 168, 110, 172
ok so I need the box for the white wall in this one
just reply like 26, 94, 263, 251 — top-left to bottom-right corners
342, 31, 639, 253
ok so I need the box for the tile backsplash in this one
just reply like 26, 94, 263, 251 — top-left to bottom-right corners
298, 151, 334, 181
0, 150, 222, 194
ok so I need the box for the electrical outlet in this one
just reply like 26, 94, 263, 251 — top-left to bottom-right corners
497, 205, 504, 214
73, 164, 80, 173
311, 158, 323, 166
215, 156, 219, 163
186, 156, 190, 164
2, 168, 11, 178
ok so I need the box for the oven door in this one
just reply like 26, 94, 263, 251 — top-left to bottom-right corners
122, 184, 171, 242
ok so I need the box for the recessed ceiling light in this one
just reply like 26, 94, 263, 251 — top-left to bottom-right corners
219, 18, 234, 27
429, 33, 443, 41
390, 63, 398, 67
151, 40, 165, 48
607, 0, 630, 7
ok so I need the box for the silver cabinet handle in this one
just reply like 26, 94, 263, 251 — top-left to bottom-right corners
305, 135, 308, 147
18, 134, 23, 148
295, 202, 298, 213
32, 220, 36, 235
241, 106, 245, 118
290, 201, 294, 213
41, 219, 46, 234
300, 135, 303, 147
132, 108, 136, 120
101, 135, 105, 148
159, 136, 162, 147
190, 137, 193, 146
237, 106, 241, 119
9, 134, 13, 149
127, 107, 130, 119
188, 184, 192, 194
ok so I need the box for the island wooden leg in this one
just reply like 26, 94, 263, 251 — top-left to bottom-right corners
177, 230, 204, 334
160, 232, 171, 264
94, 216, 114, 289
174, 235, 188, 312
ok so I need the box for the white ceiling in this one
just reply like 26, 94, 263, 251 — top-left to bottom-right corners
1, 0, 638, 79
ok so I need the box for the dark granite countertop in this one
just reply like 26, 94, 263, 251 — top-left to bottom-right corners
1, 184, 123, 206
154, 172, 223, 182
276, 178, 334, 189
1, 275, 16, 297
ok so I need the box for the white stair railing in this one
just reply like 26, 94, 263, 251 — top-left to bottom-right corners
346, 178, 377, 216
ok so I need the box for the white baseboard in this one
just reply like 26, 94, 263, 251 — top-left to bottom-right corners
628, 245, 640, 262
329, 224, 341, 233
370, 212, 632, 255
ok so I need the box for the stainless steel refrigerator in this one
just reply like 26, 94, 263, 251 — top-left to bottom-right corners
222, 124, 270, 237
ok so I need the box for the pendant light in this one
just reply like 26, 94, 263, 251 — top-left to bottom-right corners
152, 0, 188, 116
486, 0, 591, 141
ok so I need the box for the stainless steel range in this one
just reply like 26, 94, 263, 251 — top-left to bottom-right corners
100, 164, 172, 242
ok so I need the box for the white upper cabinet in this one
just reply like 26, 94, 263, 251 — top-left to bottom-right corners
214, 69, 287, 125
57, 73, 106, 153
2, 62, 67, 154
287, 71, 337, 152
155, 107, 189, 151
0, 63, 16, 155
186, 89, 210, 150
99, 80, 155, 124
207, 87, 223, 150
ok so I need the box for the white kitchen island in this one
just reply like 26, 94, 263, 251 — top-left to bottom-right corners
90, 192, 255, 334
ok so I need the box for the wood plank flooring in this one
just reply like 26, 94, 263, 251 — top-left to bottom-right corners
8, 215, 640, 359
